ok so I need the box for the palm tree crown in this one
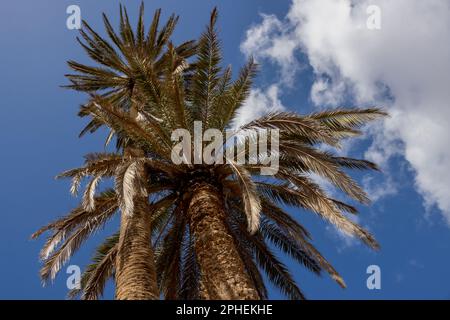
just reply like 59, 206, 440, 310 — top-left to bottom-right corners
34, 4, 387, 300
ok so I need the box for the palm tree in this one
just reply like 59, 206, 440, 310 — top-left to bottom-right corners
34, 6, 387, 300
33, 3, 195, 300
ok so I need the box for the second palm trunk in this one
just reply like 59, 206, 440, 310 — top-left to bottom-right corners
115, 146, 158, 300
115, 195, 159, 299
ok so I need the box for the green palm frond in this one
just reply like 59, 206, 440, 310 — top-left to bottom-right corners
68, 232, 119, 300
259, 219, 321, 275
309, 108, 388, 130
240, 225, 305, 300
252, 233, 305, 300
259, 199, 346, 288
84, 96, 172, 155
218, 58, 258, 131
240, 112, 338, 146
279, 142, 370, 203
188, 7, 222, 127
155, 207, 186, 299
65, 3, 195, 142
225, 210, 268, 299
178, 232, 200, 300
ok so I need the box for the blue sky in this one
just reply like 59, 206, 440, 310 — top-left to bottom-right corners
1, 0, 450, 299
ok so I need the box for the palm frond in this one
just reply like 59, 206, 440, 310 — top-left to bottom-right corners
240, 112, 338, 146
259, 198, 346, 288
226, 210, 268, 299
155, 206, 186, 299
114, 160, 146, 217
331, 157, 379, 171
259, 198, 311, 240
178, 232, 200, 300
32, 190, 118, 260
257, 178, 378, 249
219, 58, 258, 131
228, 161, 261, 234
82, 175, 102, 212
189, 7, 222, 126
259, 219, 321, 274
40, 203, 116, 283
249, 231, 305, 300
68, 233, 119, 300
279, 142, 370, 203
307, 107, 388, 142
85, 96, 172, 155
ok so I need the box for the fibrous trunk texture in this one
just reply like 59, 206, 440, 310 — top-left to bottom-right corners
115, 194, 158, 299
188, 182, 259, 300
115, 146, 158, 300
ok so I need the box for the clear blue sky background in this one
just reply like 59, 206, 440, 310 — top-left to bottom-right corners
1, 0, 449, 299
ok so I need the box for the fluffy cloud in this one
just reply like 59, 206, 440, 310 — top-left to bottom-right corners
241, 14, 299, 85
232, 84, 285, 129
241, 0, 450, 221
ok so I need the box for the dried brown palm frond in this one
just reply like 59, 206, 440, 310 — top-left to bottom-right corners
39, 203, 117, 282
228, 160, 261, 234
32, 190, 118, 260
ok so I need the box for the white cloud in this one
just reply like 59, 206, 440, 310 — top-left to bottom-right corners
363, 175, 397, 203
232, 84, 285, 129
241, 14, 299, 84
241, 0, 450, 222
326, 224, 360, 251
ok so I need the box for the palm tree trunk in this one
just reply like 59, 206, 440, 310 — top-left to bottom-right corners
188, 182, 259, 300
114, 93, 159, 300
114, 127, 158, 299
115, 191, 159, 299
